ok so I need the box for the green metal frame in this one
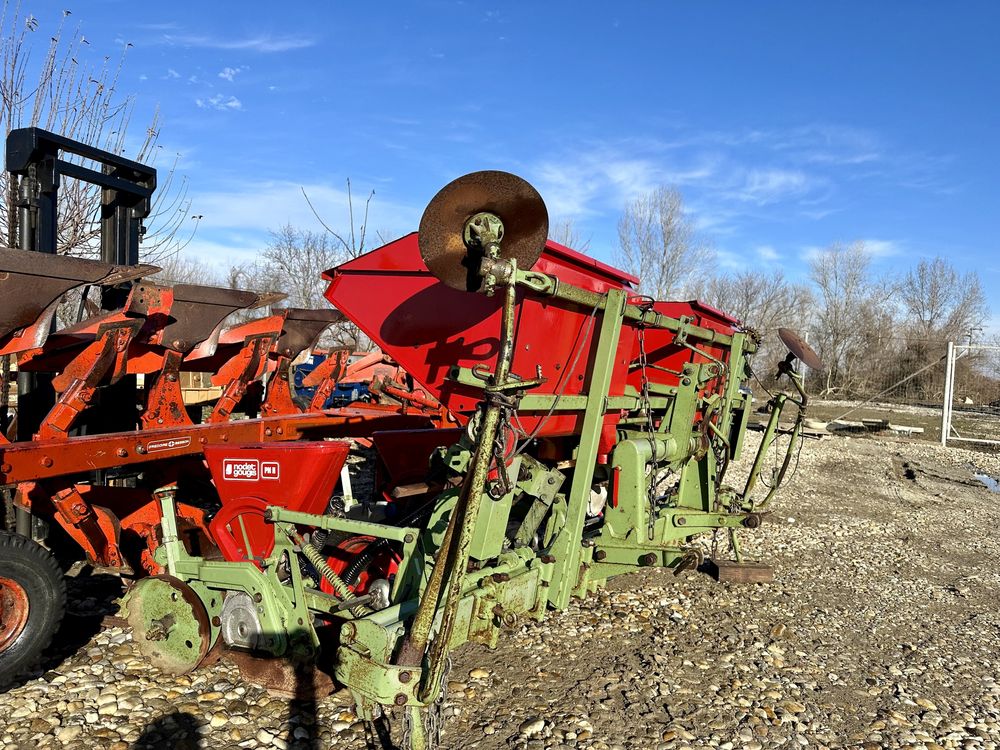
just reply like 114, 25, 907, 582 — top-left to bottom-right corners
125, 224, 811, 750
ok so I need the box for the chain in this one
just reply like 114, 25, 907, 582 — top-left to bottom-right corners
426, 656, 452, 748
400, 655, 452, 750
489, 405, 514, 498
400, 707, 411, 750
361, 704, 384, 750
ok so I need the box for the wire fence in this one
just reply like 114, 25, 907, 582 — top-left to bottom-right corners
750, 330, 1000, 446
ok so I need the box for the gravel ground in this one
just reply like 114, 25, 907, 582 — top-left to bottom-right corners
1, 431, 999, 750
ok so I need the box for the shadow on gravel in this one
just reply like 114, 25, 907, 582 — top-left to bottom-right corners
131, 711, 203, 750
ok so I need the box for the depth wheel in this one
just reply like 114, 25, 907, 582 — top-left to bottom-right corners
123, 575, 213, 675
0, 531, 66, 687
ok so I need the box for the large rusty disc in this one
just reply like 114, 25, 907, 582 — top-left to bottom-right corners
418, 170, 549, 291
778, 328, 823, 370
124, 575, 213, 675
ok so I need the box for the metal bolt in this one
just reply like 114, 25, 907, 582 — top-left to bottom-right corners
593, 549, 607, 561
403, 533, 415, 544
72, 502, 87, 515
682, 377, 692, 386
394, 693, 407, 706
167, 373, 178, 382
0, 463, 11, 473
264, 428, 273, 437
253, 593, 263, 603
640, 553, 657, 566
540, 554, 556, 564
398, 671, 412, 684
342, 623, 356, 640
212, 616, 221, 626
676, 516, 687, 526
117, 448, 128, 458
276, 428, 284, 435
492, 573, 510, 583
40, 456, 53, 468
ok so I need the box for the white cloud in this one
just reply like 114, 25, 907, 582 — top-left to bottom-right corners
756, 245, 780, 261
218, 66, 247, 82
196, 95, 243, 112
715, 250, 746, 271
165, 68, 180, 79
860, 239, 900, 258
163, 34, 314, 53
735, 168, 813, 205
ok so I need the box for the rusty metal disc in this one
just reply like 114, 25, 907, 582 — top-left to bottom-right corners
778, 328, 823, 370
124, 574, 213, 675
418, 170, 549, 291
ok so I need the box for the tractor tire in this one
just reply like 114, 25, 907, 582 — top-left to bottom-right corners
0, 532, 66, 687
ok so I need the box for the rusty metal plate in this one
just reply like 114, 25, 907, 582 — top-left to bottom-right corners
225, 649, 335, 700
712, 560, 774, 584
777, 328, 823, 370
0, 247, 158, 338
161, 284, 263, 352
272, 308, 344, 360
418, 171, 548, 291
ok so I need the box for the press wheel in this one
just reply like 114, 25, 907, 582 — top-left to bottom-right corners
124, 575, 213, 675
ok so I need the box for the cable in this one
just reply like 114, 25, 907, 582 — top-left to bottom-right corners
511, 300, 601, 457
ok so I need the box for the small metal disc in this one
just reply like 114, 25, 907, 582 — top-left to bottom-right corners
418, 171, 549, 291
778, 328, 823, 370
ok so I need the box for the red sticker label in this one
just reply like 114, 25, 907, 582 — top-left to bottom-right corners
261, 461, 280, 480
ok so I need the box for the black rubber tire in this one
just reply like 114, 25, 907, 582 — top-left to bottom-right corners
0, 532, 66, 687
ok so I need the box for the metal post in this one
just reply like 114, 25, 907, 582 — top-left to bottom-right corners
941, 341, 954, 447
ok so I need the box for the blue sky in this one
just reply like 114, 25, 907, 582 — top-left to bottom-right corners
23, 2, 1000, 323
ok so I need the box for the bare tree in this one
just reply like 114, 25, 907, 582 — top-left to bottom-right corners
615, 186, 712, 300
808, 241, 898, 395
0, 5, 193, 262
700, 269, 812, 378
899, 257, 987, 342
549, 218, 590, 252
156, 254, 222, 286
302, 179, 375, 261
232, 225, 362, 348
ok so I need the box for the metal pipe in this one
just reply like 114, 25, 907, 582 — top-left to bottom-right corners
742, 394, 785, 501
417, 277, 518, 702
14, 505, 30, 538
395, 269, 519, 688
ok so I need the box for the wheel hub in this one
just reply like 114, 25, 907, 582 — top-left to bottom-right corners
0, 576, 29, 652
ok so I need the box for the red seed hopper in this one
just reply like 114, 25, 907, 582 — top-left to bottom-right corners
324, 232, 740, 457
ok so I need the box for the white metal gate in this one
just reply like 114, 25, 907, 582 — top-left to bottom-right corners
940, 342, 1000, 447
